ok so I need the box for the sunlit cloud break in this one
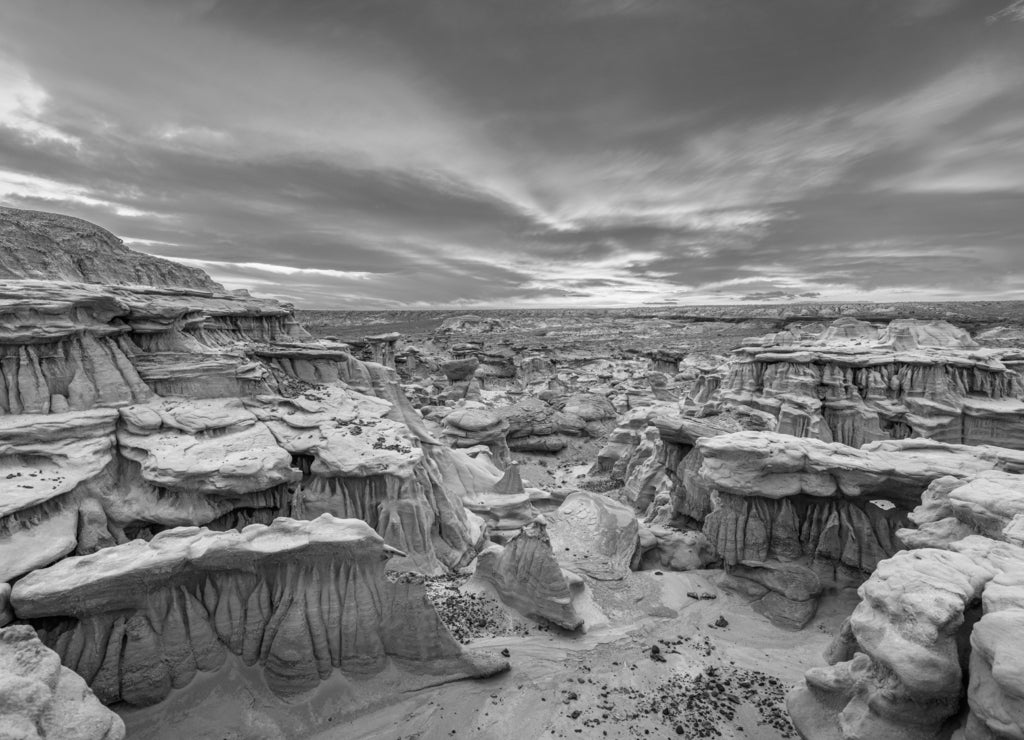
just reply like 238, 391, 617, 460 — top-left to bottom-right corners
0, 0, 1023, 307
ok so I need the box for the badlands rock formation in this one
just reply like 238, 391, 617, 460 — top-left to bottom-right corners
5, 206, 1024, 739
0, 624, 124, 740
0, 206, 220, 291
0, 276, 486, 580
788, 469, 1024, 739
0, 206, 519, 736
13, 516, 505, 706
693, 316, 1024, 449
473, 519, 584, 630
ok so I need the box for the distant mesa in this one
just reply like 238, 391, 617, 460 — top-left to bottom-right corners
0, 206, 223, 291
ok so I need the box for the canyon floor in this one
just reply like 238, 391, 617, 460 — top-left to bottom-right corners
117, 570, 859, 740
333, 574, 860, 740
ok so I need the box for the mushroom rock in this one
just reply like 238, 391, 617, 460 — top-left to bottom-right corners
700, 433, 1024, 502
118, 398, 300, 496
11, 515, 508, 707
362, 332, 400, 369
473, 519, 584, 630
442, 405, 512, 466
499, 396, 588, 452
695, 431, 1024, 579
441, 356, 480, 382
0, 624, 126, 740
256, 387, 478, 573
546, 492, 639, 580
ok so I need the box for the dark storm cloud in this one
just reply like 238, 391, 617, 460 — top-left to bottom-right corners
1, 0, 1023, 306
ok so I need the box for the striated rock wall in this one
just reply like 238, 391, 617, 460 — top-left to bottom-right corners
0, 277, 488, 581
693, 317, 1024, 449
11, 516, 507, 707
696, 432, 1024, 579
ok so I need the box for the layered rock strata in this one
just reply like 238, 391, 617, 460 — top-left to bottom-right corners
694, 317, 1024, 449
11, 515, 507, 707
698, 432, 1024, 576
0, 206, 220, 291
0, 277, 486, 578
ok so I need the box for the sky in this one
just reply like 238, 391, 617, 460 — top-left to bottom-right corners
2, 0, 1024, 308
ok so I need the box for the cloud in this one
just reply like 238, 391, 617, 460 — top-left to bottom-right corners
0, 0, 1022, 306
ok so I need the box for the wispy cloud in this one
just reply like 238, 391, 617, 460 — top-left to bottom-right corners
0, 0, 1022, 306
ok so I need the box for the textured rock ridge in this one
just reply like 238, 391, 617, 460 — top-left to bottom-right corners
0, 624, 125, 740
691, 430, 1024, 586
11, 515, 507, 706
0, 277, 484, 578
788, 469, 1024, 739
692, 317, 1024, 449
0, 206, 222, 291
547, 492, 639, 580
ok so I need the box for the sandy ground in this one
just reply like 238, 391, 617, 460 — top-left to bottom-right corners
116, 569, 858, 740
307, 570, 860, 740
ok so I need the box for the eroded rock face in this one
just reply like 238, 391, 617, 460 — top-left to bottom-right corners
0, 206, 220, 291
547, 492, 638, 580
964, 609, 1024, 740
11, 515, 508, 706
721, 561, 821, 630
474, 520, 583, 630
0, 583, 11, 626
0, 409, 119, 581
0, 270, 492, 578
698, 432, 1024, 505
696, 317, 1024, 449
0, 624, 125, 740
697, 431, 1024, 579
789, 468, 1024, 740
789, 546, 998, 739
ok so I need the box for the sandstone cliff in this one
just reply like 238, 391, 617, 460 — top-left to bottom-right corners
0, 207, 223, 291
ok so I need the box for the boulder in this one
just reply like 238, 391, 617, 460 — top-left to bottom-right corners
547, 492, 639, 580
722, 560, 822, 630
474, 520, 583, 630
0, 624, 125, 740
441, 357, 480, 381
